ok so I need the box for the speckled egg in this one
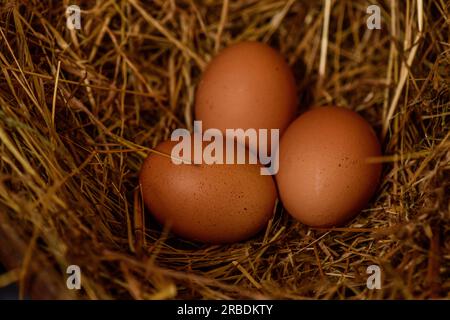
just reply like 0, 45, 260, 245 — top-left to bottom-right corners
195, 41, 298, 150
139, 139, 277, 243
276, 107, 382, 227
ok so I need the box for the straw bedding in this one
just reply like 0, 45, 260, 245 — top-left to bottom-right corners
0, 0, 448, 299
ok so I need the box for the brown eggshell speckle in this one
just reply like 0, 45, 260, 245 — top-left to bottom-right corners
139, 139, 277, 244
276, 107, 382, 227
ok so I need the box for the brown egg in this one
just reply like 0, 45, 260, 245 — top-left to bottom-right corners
276, 107, 382, 227
139, 139, 277, 244
195, 41, 297, 150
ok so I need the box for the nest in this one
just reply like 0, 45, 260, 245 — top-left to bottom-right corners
0, 0, 449, 299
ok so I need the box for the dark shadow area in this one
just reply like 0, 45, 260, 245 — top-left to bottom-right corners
0, 264, 19, 300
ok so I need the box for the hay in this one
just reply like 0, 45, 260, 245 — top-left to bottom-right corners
0, 0, 449, 299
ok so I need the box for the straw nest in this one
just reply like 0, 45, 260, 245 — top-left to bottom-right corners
0, 0, 448, 299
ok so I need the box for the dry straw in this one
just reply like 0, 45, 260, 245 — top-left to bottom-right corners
0, 0, 449, 299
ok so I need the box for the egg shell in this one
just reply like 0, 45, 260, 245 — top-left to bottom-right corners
276, 107, 382, 227
195, 41, 298, 150
139, 139, 277, 244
